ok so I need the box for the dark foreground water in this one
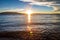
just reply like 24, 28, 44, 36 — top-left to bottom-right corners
0, 14, 60, 40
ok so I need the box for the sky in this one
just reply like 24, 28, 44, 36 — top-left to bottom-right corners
0, 0, 60, 13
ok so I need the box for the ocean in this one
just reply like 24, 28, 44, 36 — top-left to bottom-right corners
0, 14, 60, 40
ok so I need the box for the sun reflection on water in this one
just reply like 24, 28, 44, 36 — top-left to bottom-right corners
26, 10, 33, 34
26, 10, 32, 23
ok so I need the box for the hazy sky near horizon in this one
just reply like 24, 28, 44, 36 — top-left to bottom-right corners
0, 0, 60, 13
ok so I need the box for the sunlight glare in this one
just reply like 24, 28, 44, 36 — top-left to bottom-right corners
26, 10, 32, 23
26, 10, 32, 15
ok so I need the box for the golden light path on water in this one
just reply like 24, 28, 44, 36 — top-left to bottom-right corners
26, 10, 33, 34
27, 10, 32, 23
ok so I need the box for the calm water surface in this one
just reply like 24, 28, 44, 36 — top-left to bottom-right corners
0, 14, 60, 32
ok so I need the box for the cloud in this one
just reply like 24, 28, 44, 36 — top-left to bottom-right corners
19, 0, 34, 2
7, 9, 24, 12
1, 9, 24, 13
19, 0, 60, 12
52, 5, 60, 12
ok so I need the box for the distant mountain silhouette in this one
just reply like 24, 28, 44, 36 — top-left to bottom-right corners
0, 12, 60, 15
0, 12, 25, 15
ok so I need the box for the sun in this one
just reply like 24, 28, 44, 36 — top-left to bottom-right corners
26, 10, 32, 15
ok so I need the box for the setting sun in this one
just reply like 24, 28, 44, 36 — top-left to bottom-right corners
26, 10, 32, 15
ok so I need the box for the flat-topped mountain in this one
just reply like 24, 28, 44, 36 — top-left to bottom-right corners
0, 12, 25, 15
0, 12, 60, 15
